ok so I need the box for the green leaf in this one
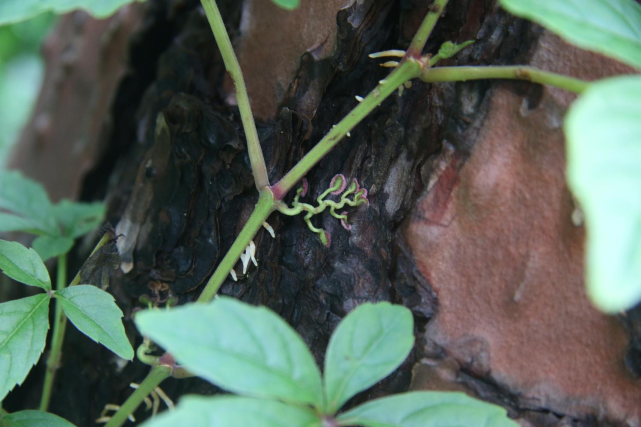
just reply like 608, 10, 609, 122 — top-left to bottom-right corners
270, 0, 300, 11
0, 171, 58, 236
140, 396, 321, 427
336, 392, 519, 427
498, 0, 641, 69
135, 297, 324, 407
0, 213, 42, 235
323, 302, 414, 413
32, 236, 74, 262
0, 0, 146, 25
565, 75, 641, 312
54, 285, 133, 360
53, 200, 105, 239
0, 410, 76, 427
0, 239, 51, 291
0, 294, 50, 401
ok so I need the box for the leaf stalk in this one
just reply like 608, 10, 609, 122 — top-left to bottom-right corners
39, 254, 67, 411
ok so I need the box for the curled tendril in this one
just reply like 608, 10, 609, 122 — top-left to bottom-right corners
277, 174, 370, 247
329, 174, 347, 195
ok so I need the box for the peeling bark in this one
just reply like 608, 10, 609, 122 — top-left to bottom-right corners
405, 32, 640, 427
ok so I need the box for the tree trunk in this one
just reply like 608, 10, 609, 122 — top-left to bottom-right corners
6, 0, 641, 425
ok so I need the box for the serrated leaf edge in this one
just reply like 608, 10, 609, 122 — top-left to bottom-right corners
54, 286, 132, 360
0, 294, 50, 397
0, 242, 51, 291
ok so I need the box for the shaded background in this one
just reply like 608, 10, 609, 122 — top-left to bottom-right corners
0, 14, 53, 165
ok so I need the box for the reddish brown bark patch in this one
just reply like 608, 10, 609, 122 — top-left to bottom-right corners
406, 35, 641, 424
226, 0, 352, 120
9, 6, 144, 202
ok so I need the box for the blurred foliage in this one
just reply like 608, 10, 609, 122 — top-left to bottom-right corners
0, 0, 145, 25
0, 14, 54, 167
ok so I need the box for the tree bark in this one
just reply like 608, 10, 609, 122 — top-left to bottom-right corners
6, 0, 641, 425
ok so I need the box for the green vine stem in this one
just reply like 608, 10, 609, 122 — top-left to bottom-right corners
197, 188, 274, 302
421, 65, 590, 94
407, 0, 450, 57
39, 233, 112, 411
273, 63, 589, 198
39, 254, 67, 411
201, 0, 269, 190
103, 60, 589, 427
273, 59, 422, 198
103, 4, 594, 425
104, 366, 172, 427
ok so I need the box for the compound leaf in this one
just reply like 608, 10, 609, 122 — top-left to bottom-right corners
0, 239, 51, 291
499, 0, 641, 69
0, 171, 58, 236
32, 236, 74, 262
0, 294, 50, 401
324, 302, 414, 413
135, 297, 324, 408
565, 75, 641, 312
0, 213, 42, 235
141, 396, 320, 427
53, 200, 105, 239
336, 392, 518, 427
54, 285, 133, 360
0, 410, 76, 427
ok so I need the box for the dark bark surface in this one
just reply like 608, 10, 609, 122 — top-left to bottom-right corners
5, 0, 641, 426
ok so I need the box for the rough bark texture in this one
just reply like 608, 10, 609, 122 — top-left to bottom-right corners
5, 0, 641, 426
